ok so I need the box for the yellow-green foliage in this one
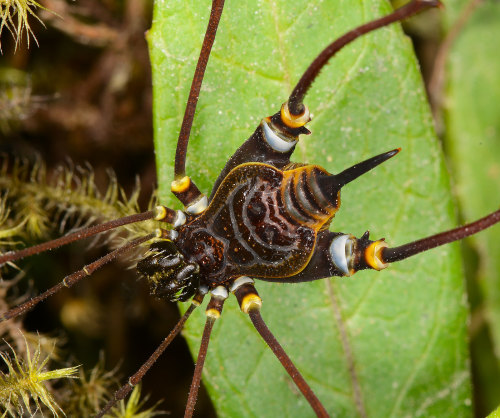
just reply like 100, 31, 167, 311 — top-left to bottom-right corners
487, 406, 500, 418
0, 0, 44, 48
0, 192, 26, 248
0, 338, 79, 416
0, 158, 164, 415
0, 69, 36, 135
106, 385, 162, 418
0, 158, 159, 258
65, 357, 119, 416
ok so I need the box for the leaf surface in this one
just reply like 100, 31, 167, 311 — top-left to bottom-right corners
148, 0, 472, 416
444, 0, 500, 412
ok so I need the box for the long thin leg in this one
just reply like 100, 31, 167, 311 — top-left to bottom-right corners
232, 280, 329, 418
0, 205, 180, 266
172, 0, 226, 211
184, 287, 227, 418
95, 302, 199, 418
382, 208, 500, 263
248, 310, 329, 418
287, 0, 442, 115
271, 207, 500, 284
0, 233, 156, 321
211, 0, 439, 196
184, 316, 215, 418
210, 121, 305, 199
174, 0, 225, 180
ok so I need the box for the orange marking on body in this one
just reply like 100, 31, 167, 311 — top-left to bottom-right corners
281, 165, 337, 231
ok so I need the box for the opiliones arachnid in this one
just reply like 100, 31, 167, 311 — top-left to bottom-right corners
1, 0, 498, 416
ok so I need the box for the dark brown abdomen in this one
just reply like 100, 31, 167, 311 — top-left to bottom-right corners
176, 163, 338, 285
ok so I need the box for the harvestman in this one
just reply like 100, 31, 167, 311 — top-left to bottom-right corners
1, 0, 499, 416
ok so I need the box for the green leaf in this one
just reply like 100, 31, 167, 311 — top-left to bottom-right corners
148, 0, 471, 416
445, 0, 500, 346
487, 405, 500, 418
443, 0, 500, 412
